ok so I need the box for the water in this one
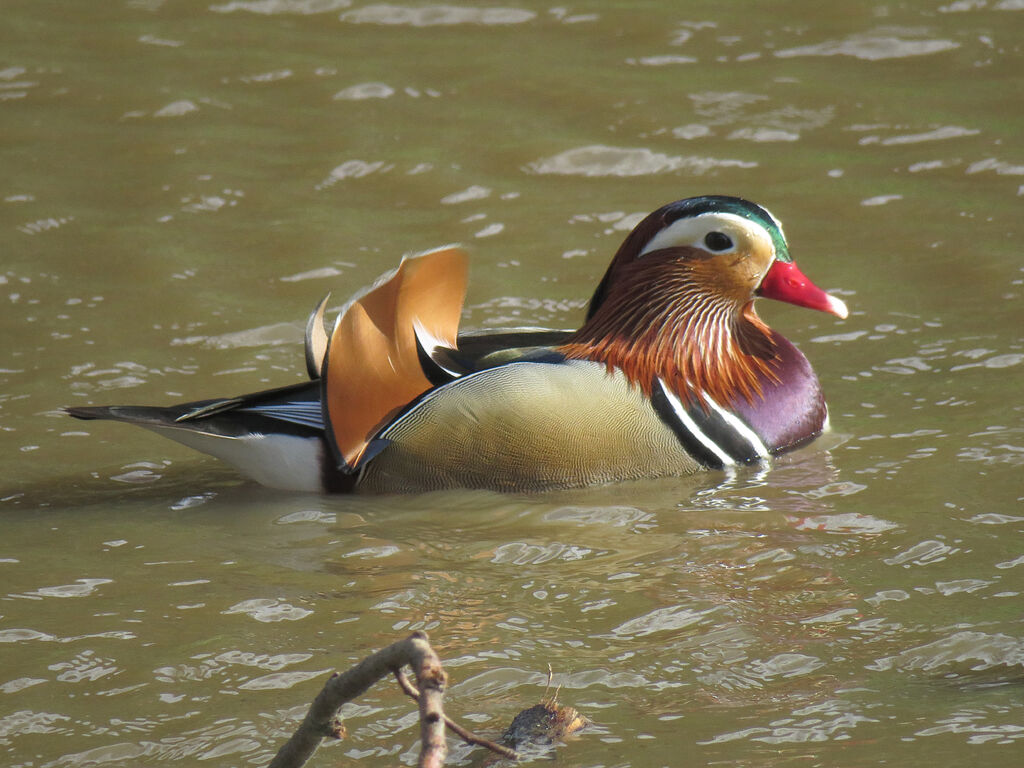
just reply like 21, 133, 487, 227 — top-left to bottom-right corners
2, 0, 1022, 765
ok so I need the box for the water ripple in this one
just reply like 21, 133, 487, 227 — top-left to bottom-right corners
916, 711, 1024, 744
316, 160, 392, 189
222, 598, 312, 622
211, 0, 352, 14
0, 710, 70, 739
543, 505, 651, 528
153, 100, 199, 118
49, 650, 121, 683
790, 512, 896, 534
524, 145, 756, 177
237, 668, 329, 690
340, 4, 535, 26
775, 34, 960, 60
703, 699, 875, 744
869, 630, 1024, 673
490, 542, 593, 565
860, 125, 981, 145
333, 82, 395, 100
18, 578, 112, 599
884, 539, 958, 566
441, 184, 492, 204
0, 628, 56, 643
611, 605, 715, 638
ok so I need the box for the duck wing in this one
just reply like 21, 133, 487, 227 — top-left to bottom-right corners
321, 246, 469, 471
66, 380, 323, 438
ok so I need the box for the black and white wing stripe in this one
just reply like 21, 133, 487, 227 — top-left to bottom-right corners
238, 399, 324, 430
413, 320, 467, 386
651, 378, 770, 469
172, 381, 326, 435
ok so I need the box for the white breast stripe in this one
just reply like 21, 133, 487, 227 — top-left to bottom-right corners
701, 392, 770, 460
656, 379, 735, 468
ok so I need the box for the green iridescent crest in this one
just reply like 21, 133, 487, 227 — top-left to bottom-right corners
664, 195, 792, 263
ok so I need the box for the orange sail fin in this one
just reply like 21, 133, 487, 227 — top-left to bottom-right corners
322, 246, 469, 470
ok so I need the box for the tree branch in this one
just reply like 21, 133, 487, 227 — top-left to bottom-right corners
394, 668, 521, 761
268, 630, 448, 768
267, 630, 585, 768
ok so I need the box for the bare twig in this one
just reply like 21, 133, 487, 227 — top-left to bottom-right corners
411, 643, 447, 768
395, 668, 521, 761
268, 631, 584, 768
268, 630, 448, 768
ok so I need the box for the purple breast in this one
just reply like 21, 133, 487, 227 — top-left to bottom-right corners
730, 331, 827, 454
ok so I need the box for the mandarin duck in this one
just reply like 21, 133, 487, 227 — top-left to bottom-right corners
67, 196, 848, 493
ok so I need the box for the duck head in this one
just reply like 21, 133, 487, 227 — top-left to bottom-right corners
561, 195, 848, 406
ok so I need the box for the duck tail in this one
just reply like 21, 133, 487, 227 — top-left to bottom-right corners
65, 404, 182, 428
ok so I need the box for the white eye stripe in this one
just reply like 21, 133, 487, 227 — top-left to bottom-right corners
639, 212, 775, 259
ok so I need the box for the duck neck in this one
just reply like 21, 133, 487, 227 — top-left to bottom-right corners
559, 272, 779, 408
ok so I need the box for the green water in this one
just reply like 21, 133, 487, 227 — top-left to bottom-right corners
2, 1, 1022, 766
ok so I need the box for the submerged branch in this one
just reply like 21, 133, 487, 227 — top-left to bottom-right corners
268, 630, 449, 768
268, 630, 587, 768
395, 668, 521, 761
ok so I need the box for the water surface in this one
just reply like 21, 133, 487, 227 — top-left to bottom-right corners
2, 1, 1022, 766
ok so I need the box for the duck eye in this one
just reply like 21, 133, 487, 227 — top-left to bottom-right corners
703, 231, 733, 252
